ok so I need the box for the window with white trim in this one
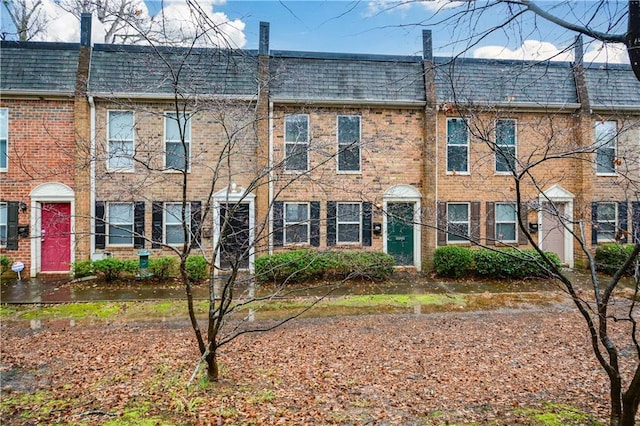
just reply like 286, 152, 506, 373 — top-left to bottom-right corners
107, 110, 135, 171
0, 108, 7, 172
0, 202, 7, 246
495, 202, 517, 242
108, 203, 134, 246
597, 202, 617, 242
284, 202, 310, 244
495, 119, 516, 173
447, 203, 470, 242
284, 114, 309, 171
595, 121, 617, 174
337, 202, 361, 243
447, 118, 469, 173
165, 112, 191, 171
165, 202, 190, 245
337, 115, 361, 172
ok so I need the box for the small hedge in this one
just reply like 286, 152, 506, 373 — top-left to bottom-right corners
1, 255, 12, 275
595, 243, 637, 276
255, 249, 395, 284
433, 246, 561, 279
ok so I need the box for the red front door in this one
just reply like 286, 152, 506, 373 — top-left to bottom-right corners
41, 203, 71, 272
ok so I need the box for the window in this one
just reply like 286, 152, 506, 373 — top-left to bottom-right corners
495, 119, 516, 173
165, 203, 190, 245
284, 202, 310, 244
495, 203, 517, 242
0, 202, 6, 246
447, 118, 469, 173
595, 121, 617, 174
447, 203, 470, 242
108, 203, 134, 246
337, 202, 361, 243
337, 115, 361, 172
0, 108, 7, 172
284, 114, 309, 171
108, 110, 134, 171
165, 112, 191, 171
596, 202, 617, 242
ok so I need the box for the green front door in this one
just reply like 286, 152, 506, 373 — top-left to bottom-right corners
387, 202, 414, 266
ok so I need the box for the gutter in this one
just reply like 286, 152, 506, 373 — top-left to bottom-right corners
89, 92, 258, 102
271, 98, 426, 107
0, 91, 75, 99
268, 101, 274, 255
89, 96, 96, 258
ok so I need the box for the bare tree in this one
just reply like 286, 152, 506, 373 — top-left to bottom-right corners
2, 0, 48, 40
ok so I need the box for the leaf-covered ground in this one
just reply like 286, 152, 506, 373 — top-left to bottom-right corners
0, 297, 632, 425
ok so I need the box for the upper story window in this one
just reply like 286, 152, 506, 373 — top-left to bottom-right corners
495, 119, 516, 173
447, 118, 469, 173
337, 202, 362, 244
595, 121, 617, 175
447, 202, 470, 242
108, 202, 134, 246
107, 110, 135, 171
596, 202, 617, 242
0, 108, 8, 172
165, 202, 191, 245
495, 202, 517, 242
337, 115, 361, 172
284, 202, 310, 245
165, 112, 191, 171
0, 202, 7, 247
284, 114, 309, 172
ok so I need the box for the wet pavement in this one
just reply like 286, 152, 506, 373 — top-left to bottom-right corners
0, 270, 573, 304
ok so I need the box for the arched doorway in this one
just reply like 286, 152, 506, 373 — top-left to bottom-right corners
383, 184, 422, 271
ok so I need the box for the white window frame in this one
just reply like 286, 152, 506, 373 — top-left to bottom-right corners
284, 202, 310, 245
595, 121, 617, 175
597, 202, 617, 242
337, 202, 362, 244
165, 202, 191, 246
495, 202, 518, 243
107, 110, 135, 172
446, 118, 470, 174
337, 115, 361, 173
164, 112, 191, 172
447, 202, 470, 243
0, 108, 8, 172
495, 119, 517, 174
107, 202, 134, 247
0, 202, 7, 247
284, 114, 309, 172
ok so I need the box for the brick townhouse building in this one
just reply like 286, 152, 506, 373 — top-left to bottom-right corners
1, 16, 639, 276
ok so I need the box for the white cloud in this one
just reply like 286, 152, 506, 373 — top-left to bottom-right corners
366, 0, 461, 17
416, 0, 466, 13
473, 39, 629, 65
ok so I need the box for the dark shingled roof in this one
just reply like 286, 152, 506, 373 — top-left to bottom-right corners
88, 44, 260, 96
269, 51, 426, 103
584, 63, 640, 108
0, 41, 79, 94
435, 57, 579, 106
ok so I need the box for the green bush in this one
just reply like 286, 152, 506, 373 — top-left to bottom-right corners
595, 243, 636, 276
433, 246, 474, 278
474, 248, 560, 279
72, 259, 94, 279
150, 256, 178, 281
186, 255, 208, 282
123, 259, 139, 274
93, 257, 127, 282
0, 255, 11, 275
255, 250, 395, 284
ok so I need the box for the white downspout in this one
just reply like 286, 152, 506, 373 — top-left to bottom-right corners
268, 101, 274, 255
89, 96, 96, 258
434, 105, 439, 248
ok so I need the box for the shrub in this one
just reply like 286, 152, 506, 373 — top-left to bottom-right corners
150, 256, 178, 281
72, 259, 94, 279
186, 255, 208, 282
93, 257, 127, 282
433, 246, 474, 278
474, 248, 560, 279
595, 243, 636, 276
123, 259, 139, 274
0, 255, 11, 275
255, 250, 395, 284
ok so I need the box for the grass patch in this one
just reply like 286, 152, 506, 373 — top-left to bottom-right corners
515, 403, 603, 425
17, 303, 122, 320
330, 293, 465, 308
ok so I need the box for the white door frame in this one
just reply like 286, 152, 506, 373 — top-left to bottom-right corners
382, 184, 422, 271
538, 184, 574, 268
29, 182, 75, 277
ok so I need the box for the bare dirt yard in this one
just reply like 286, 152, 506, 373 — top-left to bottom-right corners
0, 296, 631, 425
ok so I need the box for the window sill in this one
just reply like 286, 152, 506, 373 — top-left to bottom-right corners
337, 170, 362, 175
107, 169, 135, 173
596, 172, 618, 177
163, 169, 190, 174
446, 171, 470, 176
